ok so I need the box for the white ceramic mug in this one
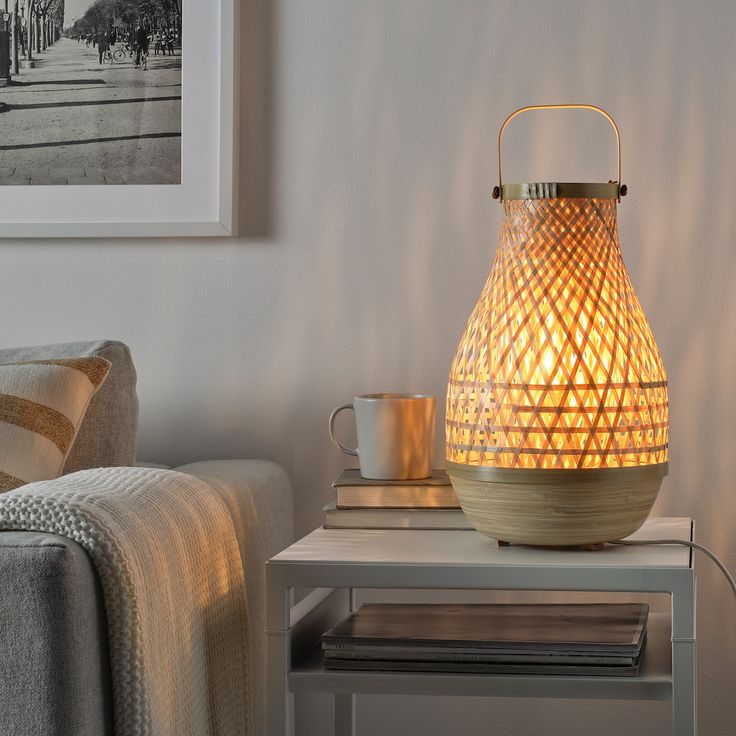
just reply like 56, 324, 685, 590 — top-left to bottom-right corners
329, 393, 436, 480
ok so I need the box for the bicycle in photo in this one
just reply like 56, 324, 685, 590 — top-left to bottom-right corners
112, 44, 127, 63
102, 44, 126, 64
134, 48, 148, 70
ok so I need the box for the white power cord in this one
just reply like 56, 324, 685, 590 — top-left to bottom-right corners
610, 539, 736, 602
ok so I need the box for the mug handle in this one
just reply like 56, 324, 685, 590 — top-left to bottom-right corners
329, 403, 359, 456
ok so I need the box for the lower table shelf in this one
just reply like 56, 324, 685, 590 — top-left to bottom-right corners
289, 613, 672, 702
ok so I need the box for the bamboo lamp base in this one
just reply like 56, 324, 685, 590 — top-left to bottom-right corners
446, 462, 668, 547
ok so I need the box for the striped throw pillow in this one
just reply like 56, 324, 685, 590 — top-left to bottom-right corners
0, 358, 112, 492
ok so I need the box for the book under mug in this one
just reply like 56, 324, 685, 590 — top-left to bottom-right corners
333, 468, 458, 509
323, 502, 472, 530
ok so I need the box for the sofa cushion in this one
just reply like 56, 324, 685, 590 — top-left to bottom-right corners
0, 341, 139, 473
0, 357, 111, 491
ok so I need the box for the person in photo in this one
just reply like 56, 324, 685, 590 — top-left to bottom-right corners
96, 30, 109, 65
134, 24, 149, 68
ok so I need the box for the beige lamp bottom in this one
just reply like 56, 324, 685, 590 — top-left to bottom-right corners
446, 462, 668, 547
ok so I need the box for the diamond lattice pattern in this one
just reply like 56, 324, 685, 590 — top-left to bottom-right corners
446, 198, 668, 470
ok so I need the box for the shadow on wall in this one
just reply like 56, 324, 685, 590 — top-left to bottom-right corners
230, 2, 736, 571
240, 0, 275, 238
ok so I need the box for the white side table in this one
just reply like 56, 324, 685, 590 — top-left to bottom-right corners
266, 517, 695, 736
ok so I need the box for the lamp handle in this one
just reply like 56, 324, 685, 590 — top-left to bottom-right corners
496, 104, 623, 202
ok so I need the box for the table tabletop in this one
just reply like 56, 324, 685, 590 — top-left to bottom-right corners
270, 517, 693, 571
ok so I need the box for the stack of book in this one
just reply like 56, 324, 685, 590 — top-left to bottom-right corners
323, 468, 473, 530
322, 602, 649, 676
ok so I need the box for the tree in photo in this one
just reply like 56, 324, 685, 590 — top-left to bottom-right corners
16, 0, 64, 64
69, 0, 181, 48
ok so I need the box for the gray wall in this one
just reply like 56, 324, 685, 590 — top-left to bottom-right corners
1, 1, 734, 733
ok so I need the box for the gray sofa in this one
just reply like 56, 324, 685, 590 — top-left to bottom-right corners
0, 341, 293, 736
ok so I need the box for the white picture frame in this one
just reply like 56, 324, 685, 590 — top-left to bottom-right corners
1, 0, 240, 238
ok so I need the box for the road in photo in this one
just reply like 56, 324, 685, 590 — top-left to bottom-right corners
0, 1, 182, 185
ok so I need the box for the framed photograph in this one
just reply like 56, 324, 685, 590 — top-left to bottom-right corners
0, 0, 239, 237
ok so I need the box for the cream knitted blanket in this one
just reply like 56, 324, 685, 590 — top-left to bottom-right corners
0, 466, 250, 736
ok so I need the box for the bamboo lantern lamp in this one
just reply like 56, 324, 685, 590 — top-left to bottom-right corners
446, 105, 668, 547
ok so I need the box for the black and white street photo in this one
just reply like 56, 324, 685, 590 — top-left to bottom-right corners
0, 0, 182, 185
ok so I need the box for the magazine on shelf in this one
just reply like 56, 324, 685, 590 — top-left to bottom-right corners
322, 658, 642, 676
323, 647, 641, 666
322, 603, 649, 665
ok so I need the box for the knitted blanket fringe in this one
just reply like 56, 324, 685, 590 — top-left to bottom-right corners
0, 467, 250, 736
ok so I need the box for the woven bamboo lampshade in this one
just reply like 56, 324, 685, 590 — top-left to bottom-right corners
446, 105, 668, 547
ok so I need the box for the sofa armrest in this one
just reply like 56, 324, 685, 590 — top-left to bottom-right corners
0, 461, 292, 736
173, 459, 294, 736
0, 532, 113, 736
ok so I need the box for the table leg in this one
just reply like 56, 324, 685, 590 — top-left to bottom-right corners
671, 576, 697, 736
335, 693, 356, 736
266, 576, 295, 736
